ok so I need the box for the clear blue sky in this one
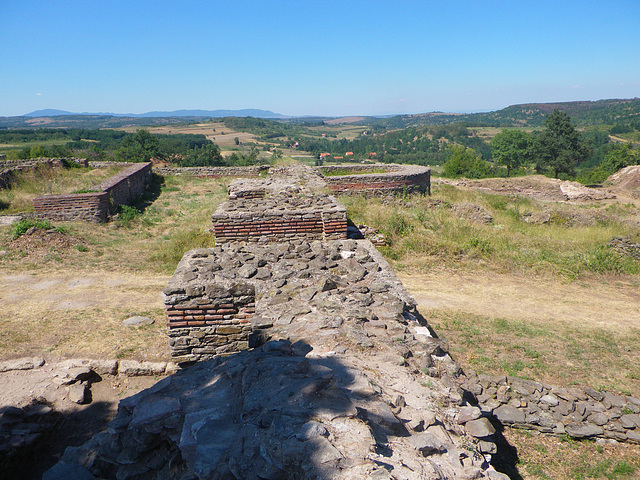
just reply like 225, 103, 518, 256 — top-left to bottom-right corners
1, 0, 639, 117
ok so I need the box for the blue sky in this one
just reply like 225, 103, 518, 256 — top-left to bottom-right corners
1, 0, 639, 117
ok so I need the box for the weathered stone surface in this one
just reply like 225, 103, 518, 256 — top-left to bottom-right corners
118, 360, 167, 376
620, 413, 640, 429
0, 357, 45, 372
457, 406, 482, 424
464, 418, 496, 438
493, 405, 526, 424
67, 382, 88, 404
565, 422, 604, 438
406, 431, 447, 455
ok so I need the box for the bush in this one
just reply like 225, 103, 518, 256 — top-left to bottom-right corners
11, 218, 54, 239
443, 145, 492, 179
117, 205, 140, 227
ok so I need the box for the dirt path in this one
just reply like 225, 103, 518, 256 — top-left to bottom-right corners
399, 270, 640, 332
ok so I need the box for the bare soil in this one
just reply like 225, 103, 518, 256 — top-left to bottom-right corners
0, 268, 169, 361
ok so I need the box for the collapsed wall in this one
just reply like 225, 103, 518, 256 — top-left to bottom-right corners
154, 164, 270, 178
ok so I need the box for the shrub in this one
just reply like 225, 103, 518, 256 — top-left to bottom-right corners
442, 145, 492, 179
11, 218, 54, 239
117, 205, 140, 226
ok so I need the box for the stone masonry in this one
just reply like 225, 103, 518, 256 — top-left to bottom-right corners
212, 165, 347, 243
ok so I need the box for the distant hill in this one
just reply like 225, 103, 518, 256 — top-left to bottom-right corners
24, 109, 76, 117
24, 108, 285, 119
5, 98, 640, 130
372, 98, 640, 128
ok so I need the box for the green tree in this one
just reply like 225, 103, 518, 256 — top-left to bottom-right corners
115, 129, 160, 162
442, 145, 492, 179
581, 143, 638, 184
536, 110, 589, 178
177, 144, 224, 167
491, 129, 533, 177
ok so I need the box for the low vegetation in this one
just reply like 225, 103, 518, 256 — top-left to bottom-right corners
341, 185, 640, 279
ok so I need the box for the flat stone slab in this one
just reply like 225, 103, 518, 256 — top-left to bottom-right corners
122, 316, 155, 327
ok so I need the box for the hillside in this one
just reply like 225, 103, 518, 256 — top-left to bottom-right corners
3, 98, 640, 130
371, 97, 640, 129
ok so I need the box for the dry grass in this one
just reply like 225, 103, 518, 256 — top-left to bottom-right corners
503, 429, 640, 480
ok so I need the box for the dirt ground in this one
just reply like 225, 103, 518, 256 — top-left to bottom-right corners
400, 270, 640, 333
0, 268, 170, 361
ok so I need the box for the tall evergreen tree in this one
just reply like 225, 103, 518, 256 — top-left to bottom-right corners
536, 110, 589, 178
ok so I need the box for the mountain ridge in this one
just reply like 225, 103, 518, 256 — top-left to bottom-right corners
23, 108, 285, 119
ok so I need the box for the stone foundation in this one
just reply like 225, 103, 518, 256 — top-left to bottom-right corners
212, 165, 347, 243
212, 194, 347, 243
163, 239, 434, 365
154, 165, 270, 178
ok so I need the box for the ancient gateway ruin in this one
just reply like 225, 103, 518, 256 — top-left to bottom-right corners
45, 163, 640, 480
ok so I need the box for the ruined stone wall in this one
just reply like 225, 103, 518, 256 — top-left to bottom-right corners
212, 194, 347, 243
32, 192, 110, 223
163, 239, 433, 363
33, 162, 151, 222
211, 165, 348, 243
164, 275, 255, 361
154, 165, 270, 178
318, 164, 431, 195
99, 162, 152, 213
460, 373, 640, 443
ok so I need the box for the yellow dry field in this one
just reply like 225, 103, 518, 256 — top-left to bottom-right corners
118, 122, 258, 148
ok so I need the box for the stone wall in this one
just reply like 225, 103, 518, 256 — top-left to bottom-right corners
33, 162, 151, 222
318, 163, 431, 195
32, 192, 110, 223
460, 373, 640, 443
212, 165, 347, 243
154, 165, 270, 178
99, 162, 152, 213
164, 273, 255, 360
212, 193, 347, 243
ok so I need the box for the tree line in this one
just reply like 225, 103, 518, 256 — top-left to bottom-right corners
447, 110, 638, 182
0, 128, 253, 167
